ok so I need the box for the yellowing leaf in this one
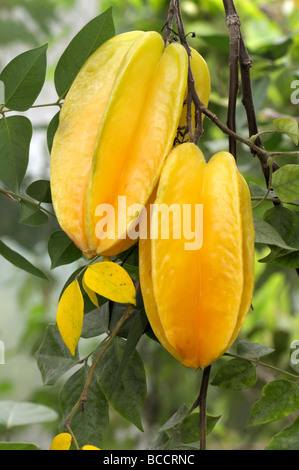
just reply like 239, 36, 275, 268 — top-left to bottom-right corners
50, 433, 72, 450
56, 279, 84, 356
82, 276, 99, 308
83, 261, 136, 305
273, 117, 299, 145
82, 445, 101, 450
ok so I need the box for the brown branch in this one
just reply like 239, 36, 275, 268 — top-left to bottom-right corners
167, 1, 271, 167
171, 0, 203, 142
239, 38, 260, 140
223, 0, 241, 159
162, 0, 174, 45
238, 36, 280, 186
226, 1, 298, 279
0, 186, 56, 218
189, 95, 270, 159
64, 299, 136, 435
222, 0, 280, 186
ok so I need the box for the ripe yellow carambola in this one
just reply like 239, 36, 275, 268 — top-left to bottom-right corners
139, 143, 255, 369
50, 31, 210, 258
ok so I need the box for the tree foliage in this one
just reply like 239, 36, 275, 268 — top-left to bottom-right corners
0, 0, 298, 451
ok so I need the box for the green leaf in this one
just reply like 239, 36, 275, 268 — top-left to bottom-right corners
54, 8, 115, 98
261, 250, 299, 269
0, 115, 32, 192
200, 34, 229, 53
81, 305, 109, 339
26, 179, 52, 203
259, 207, 299, 266
273, 117, 299, 145
116, 245, 139, 266
236, 78, 270, 129
0, 239, 47, 280
95, 336, 146, 431
248, 380, 299, 427
254, 217, 295, 250
159, 404, 189, 433
19, 200, 49, 226
59, 365, 109, 449
0, 19, 37, 47
237, 339, 275, 359
0, 44, 47, 111
249, 181, 276, 202
147, 431, 169, 450
211, 358, 257, 391
249, 181, 269, 198
180, 413, 221, 443
35, 324, 79, 386
251, 77, 271, 113
106, 309, 148, 400
123, 263, 139, 280
264, 206, 299, 246
252, 36, 293, 61
0, 401, 57, 430
0, 442, 39, 450
272, 165, 299, 203
48, 230, 82, 269
266, 416, 299, 450
47, 111, 60, 153
118, 308, 148, 361
108, 287, 144, 338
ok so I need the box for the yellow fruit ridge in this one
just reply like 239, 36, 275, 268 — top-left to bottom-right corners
139, 190, 185, 365
51, 30, 199, 259
139, 143, 255, 369
50, 31, 144, 254
85, 32, 188, 256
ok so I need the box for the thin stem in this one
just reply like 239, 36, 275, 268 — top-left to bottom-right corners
252, 160, 274, 209
249, 130, 279, 143
64, 299, 136, 431
269, 151, 299, 157
31, 100, 62, 109
251, 196, 299, 207
225, 352, 299, 381
0, 99, 62, 115
65, 424, 80, 450
74, 254, 102, 283
192, 99, 269, 157
162, 367, 211, 451
199, 366, 211, 450
0, 187, 56, 218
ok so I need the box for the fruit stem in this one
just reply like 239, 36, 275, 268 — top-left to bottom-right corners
199, 365, 211, 450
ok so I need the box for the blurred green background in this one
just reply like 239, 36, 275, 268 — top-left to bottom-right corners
0, 0, 298, 450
